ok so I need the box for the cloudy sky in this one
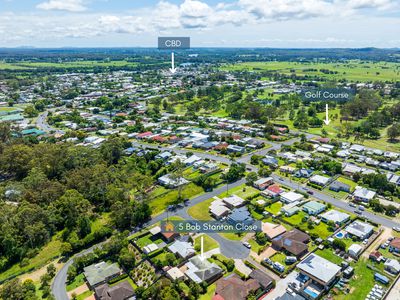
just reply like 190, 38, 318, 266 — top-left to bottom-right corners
0, 0, 399, 48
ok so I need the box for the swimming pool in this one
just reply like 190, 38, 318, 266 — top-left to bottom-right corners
335, 231, 345, 239
304, 287, 319, 299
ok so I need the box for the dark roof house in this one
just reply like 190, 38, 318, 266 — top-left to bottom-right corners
94, 281, 135, 300
272, 229, 310, 258
214, 274, 260, 300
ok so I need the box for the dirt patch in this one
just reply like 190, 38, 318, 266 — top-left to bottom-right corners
19, 259, 63, 283
362, 227, 392, 259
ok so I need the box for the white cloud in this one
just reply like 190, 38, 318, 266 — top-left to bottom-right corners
0, 0, 398, 47
37, 0, 87, 12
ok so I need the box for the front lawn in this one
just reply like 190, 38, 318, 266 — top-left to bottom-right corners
187, 197, 214, 220
66, 273, 85, 292
194, 234, 219, 252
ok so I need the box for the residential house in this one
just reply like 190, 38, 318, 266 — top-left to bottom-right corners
227, 207, 253, 224
227, 145, 245, 154
302, 201, 326, 216
384, 259, 400, 275
262, 156, 278, 168
281, 203, 300, 217
94, 281, 135, 300
320, 210, 350, 225
309, 175, 331, 187
249, 269, 274, 291
297, 254, 341, 289
222, 195, 246, 209
166, 267, 185, 281
168, 240, 195, 259
213, 274, 260, 300
345, 221, 374, 240
158, 174, 189, 188
294, 169, 313, 178
184, 255, 223, 283
262, 222, 287, 240
348, 244, 363, 258
353, 187, 376, 202
209, 198, 231, 219
262, 184, 284, 198
83, 262, 122, 288
369, 251, 383, 262
389, 238, 400, 254
329, 181, 351, 193
272, 229, 310, 258
280, 191, 304, 204
253, 177, 274, 190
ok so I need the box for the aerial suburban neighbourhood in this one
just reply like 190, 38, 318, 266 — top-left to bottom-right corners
1, 1, 400, 300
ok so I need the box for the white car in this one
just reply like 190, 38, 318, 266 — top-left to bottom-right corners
392, 226, 400, 232
243, 242, 251, 249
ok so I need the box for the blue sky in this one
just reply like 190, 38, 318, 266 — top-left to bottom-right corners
0, 0, 399, 48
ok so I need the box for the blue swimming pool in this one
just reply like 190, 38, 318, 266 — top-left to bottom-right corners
304, 287, 319, 299
335, 232, 345, 239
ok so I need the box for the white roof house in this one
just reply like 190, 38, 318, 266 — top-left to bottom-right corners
209, 198, 230, 218
167, 267, 185, 280
184, 256, 223, 283
158, 174, 189, 188
320, 210, 350, 225
297, 254, 341, 286
384, 259, 400, 274
184, 155, 202, 166
345, 221, 374, 240
168, 240, 195, 259
222, 194, 246, 208
310, 175, 331, 186
342, 164, 362, 175
280, 191, 304, 204
348, 244, 363, 258
143, 243, 158, 254
353, 187, 376, 202
350, 144, 365, 153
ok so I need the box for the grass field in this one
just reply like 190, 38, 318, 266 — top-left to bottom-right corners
187, 197, 214, 220
265, 202, 282, 215
221, 61, 400, 82
199, 283, 216, 300
66, 273, 85, 292
194, 234, 219, 252
217, 184, 260, 199
0, 235, 62, 282
149, 183, 204, 216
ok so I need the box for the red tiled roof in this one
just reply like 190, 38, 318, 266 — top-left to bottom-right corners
267, 184, 283, 194
390, 238, 400, 249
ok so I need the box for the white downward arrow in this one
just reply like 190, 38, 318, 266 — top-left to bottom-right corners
324, 103, 331, 125
169, 52, 177, 74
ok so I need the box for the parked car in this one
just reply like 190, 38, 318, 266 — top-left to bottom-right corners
393, 226, 400, 232
349, 203, 356, 208
243, 242, 251, 249
359, 205, 365, 211
307, 190, 314, 195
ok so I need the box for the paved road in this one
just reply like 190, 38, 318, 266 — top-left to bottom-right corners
36, 110, 65, 135
51, 243, 105, 300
